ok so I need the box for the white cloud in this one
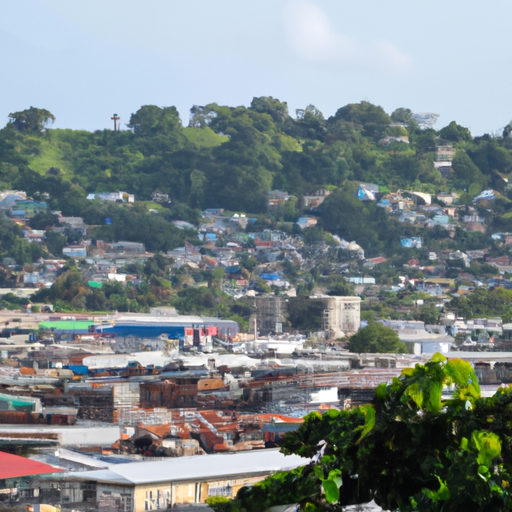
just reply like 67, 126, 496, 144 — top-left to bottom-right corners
282, 0, 357, 64
282, 0, 412, 72
374, 40, 413, 71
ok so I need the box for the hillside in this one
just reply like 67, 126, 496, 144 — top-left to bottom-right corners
2, 100, 512, 258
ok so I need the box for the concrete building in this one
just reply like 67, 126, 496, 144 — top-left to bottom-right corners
54, 449, 305, 511
314, 295, 361, 338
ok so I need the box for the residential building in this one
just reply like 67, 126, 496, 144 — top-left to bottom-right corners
267, 190, 292, 209
63, 246, 87, 258
302, 189, 332, 208
58, 216, 87, 235
310, 295, 361, 338
296, 217, 317, 229
356, 183, 379, 201
10, 200, 47, 220
473, 190, 496, 203
436, 146, 455, 161
87, 191, 134, 203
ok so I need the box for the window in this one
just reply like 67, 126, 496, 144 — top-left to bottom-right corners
145, 489, 169, 510
208, 485, 232, 497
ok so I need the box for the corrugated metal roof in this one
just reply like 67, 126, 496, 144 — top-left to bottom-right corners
61, 449, 305, 485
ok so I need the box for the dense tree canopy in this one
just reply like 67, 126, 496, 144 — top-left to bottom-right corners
8, 107, 55, 133
348, 321, 407, 353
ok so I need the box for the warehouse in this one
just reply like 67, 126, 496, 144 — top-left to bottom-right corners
54, 449, 305, 511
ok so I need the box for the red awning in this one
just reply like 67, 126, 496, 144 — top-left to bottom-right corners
0, 451, 64, 479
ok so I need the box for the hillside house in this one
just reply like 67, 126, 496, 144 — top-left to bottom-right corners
58, 216, 87, 235
87, 191, 134, 203
357, 183, 379, 201
296, 217, 317, 229
302, 189, 331, 208
9, 200, 47, 220
267, 190, 292, 209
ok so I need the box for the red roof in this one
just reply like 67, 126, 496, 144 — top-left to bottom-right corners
0, 451, 64, 479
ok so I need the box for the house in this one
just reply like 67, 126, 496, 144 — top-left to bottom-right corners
10, 200, 47, 220
296, 217, 317, 229
473, 190, 496, 203
348, 277, 376, 285
400, 237, 422, 249
449, 250, 470, 267
23, 229, 45, 242
488, 278, 512, 290
434, 147, 454, 178
434, 161, 452, 178
63, 246, 87, 258
106, 242, 146, 255
356, 183, 379, 201
364, 256, 387, 268
87, 191, 134, 203
463, 215, 485, 224
418, 205, 444, 216
58, 216, 87, 235
437, 193, 459, 205
52, 449, 305, 510
436, 146, 455, 161
0, 191, 27, 210
267, 190, 292, 209
302, 189, 332, 208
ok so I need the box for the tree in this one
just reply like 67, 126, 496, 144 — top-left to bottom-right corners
250, 96, 290, 124
348, 321, 407, 353
8, 107, 55, 133
329, 101, 391, 140
438, 121, 472, 143
233, 354, 512, 512
45, 231, 67, 257
128, 105, 183, 137
391, 107, 414, 124
29, 211, 59, 230
452, 151, 487, 193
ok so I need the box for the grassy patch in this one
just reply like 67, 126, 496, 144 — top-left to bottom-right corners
27, 138, 73, 177
183, 126, 227, 148
139, 201, 165, 211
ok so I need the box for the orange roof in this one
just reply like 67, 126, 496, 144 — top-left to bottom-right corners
257, 414, 304, 423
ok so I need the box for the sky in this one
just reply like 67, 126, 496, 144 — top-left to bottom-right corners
0, 0, 510, 135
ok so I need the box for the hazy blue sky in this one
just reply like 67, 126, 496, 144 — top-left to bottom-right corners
1, 1, 509, 134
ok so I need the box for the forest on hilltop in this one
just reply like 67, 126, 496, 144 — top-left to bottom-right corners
2, 99, 512, 257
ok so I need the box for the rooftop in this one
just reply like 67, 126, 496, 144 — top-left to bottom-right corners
60, 448, 306, 486
0, 450, 64, 480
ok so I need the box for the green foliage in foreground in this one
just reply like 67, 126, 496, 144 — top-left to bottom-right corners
221, 355, 512, 511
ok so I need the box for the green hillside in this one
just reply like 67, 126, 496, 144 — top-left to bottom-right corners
2, 100, 512, 259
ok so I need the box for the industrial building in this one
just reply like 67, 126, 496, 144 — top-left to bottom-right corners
53, 449, 305, 510
92, 314, 239, 339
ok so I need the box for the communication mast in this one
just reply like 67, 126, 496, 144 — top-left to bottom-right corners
111, 113, 120, 131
